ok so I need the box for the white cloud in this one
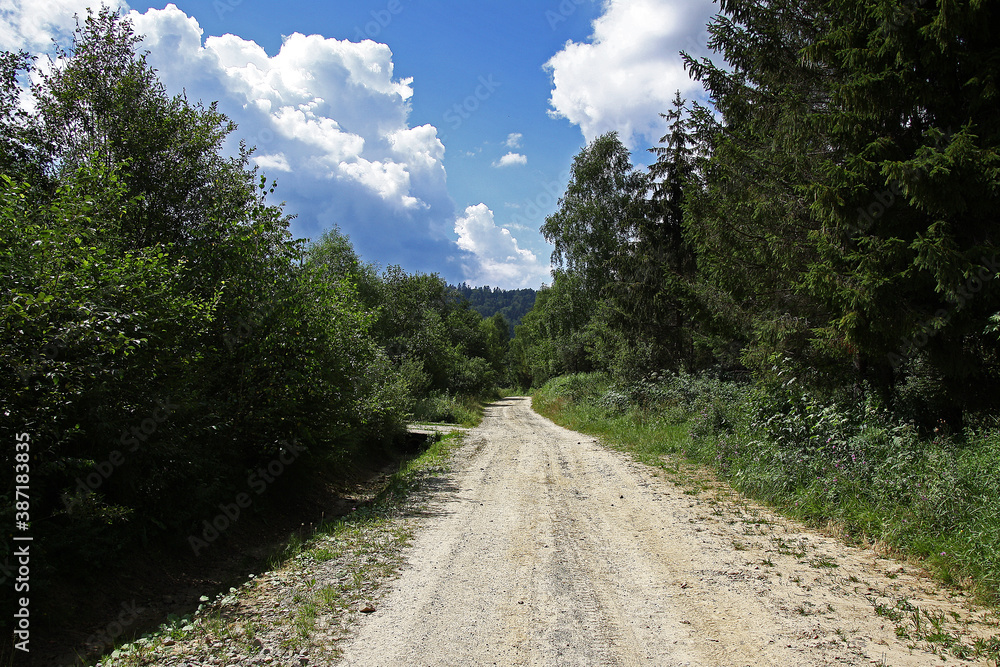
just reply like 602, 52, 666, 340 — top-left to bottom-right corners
127, 5, 433, 207
504, 132, 523, 148
122, 4, 463, 273
253, 153, 292, 172
2, 1, 551, 287
455, 204, 550, 288
545, 0, 716, 147
493, 152, 527, 168
389, 124, 446, 172
0, 0, 130, 51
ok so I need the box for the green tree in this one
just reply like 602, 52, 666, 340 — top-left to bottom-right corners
481, 312, 511, 380
684, 0, 1000, 420
510, 273, 594, 387
307, 226, 382, 309
33, 7, 275, 264
0, 51, 42, 179
1, 9, 410, 629
542, 132, 648, 296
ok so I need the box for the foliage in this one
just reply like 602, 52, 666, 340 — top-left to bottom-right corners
0, 10, 496, 645
536, 371, 1000, 603
517, 118, 706, 387
450, 284, 536, 335
410, 392, 486, 428
515, 0, 1000, 427
510, 272, 594, 387
682, 0, 1000, 421
307, 228, 509, 409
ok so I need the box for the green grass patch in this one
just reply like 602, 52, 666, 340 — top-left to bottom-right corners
534, 372, 1000, 608
85, 431, 469, 666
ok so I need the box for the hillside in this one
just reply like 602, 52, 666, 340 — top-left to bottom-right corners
451, 284, 537, 336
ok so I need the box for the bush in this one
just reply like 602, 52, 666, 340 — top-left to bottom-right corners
410, 392, 483, 427
537, 368, 1000, 602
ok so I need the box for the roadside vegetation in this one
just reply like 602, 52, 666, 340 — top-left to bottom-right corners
535, 372, 1000, 605
517, 0, 1000, 610
79, 431, 468, 667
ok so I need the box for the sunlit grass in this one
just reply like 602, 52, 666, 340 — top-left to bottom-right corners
534, 372, 1000, 612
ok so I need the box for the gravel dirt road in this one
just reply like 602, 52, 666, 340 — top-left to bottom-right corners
338, 397, 997, 667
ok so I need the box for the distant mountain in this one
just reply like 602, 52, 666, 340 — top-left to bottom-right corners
451, 284, 537, 336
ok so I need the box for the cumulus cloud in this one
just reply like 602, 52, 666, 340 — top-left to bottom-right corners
545, 0, 716, 147
455, 204, 550, 288
253, 153, 292, 172
2, 1, 552, 287
0, 0, 129, 51
504, 132, 523, 148
493, 152, 527, 168
123, 4, 465, 275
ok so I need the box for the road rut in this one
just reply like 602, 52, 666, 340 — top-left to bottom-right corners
338, 397, 996, 666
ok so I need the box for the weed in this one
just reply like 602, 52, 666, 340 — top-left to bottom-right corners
534, 372, 1000, 604
809, 555, 839, 569
870, 598, 904, 623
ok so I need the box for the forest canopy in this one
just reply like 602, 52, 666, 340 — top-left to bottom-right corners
515, 0, 1000, 427
0, 9, 510, 633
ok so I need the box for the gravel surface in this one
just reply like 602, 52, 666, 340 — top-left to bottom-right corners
337, 397, 997, 666
98, 396, 998, 666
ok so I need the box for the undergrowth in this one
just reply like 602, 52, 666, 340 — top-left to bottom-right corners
534, 371, 1000, 607
82, 432, 468, 667
410, 390, 503, 427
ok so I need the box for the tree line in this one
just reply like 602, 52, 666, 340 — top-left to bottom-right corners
514, 0, 1000, 428
0, 9, 509, 635
450, 284, 536, 336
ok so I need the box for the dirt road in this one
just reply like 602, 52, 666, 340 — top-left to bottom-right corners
338, 397, 996, 666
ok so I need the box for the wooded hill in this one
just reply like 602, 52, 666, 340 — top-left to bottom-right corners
450, 284, 537, 336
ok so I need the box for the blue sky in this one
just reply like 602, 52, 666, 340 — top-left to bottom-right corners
2, 0, 718, 288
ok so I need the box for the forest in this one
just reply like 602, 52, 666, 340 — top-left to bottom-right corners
0, 9, 511, 644
516, 0, 1000, 602
450, 284, 536, 335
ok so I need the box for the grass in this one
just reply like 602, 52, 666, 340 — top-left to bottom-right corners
534, 372, 1000, 606
84, 430, 469, 666
534, 371, 1000, 663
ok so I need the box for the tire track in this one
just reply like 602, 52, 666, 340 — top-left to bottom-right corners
336, 397, 997, 666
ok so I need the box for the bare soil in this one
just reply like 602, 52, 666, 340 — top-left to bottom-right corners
337, 397, 998, 666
